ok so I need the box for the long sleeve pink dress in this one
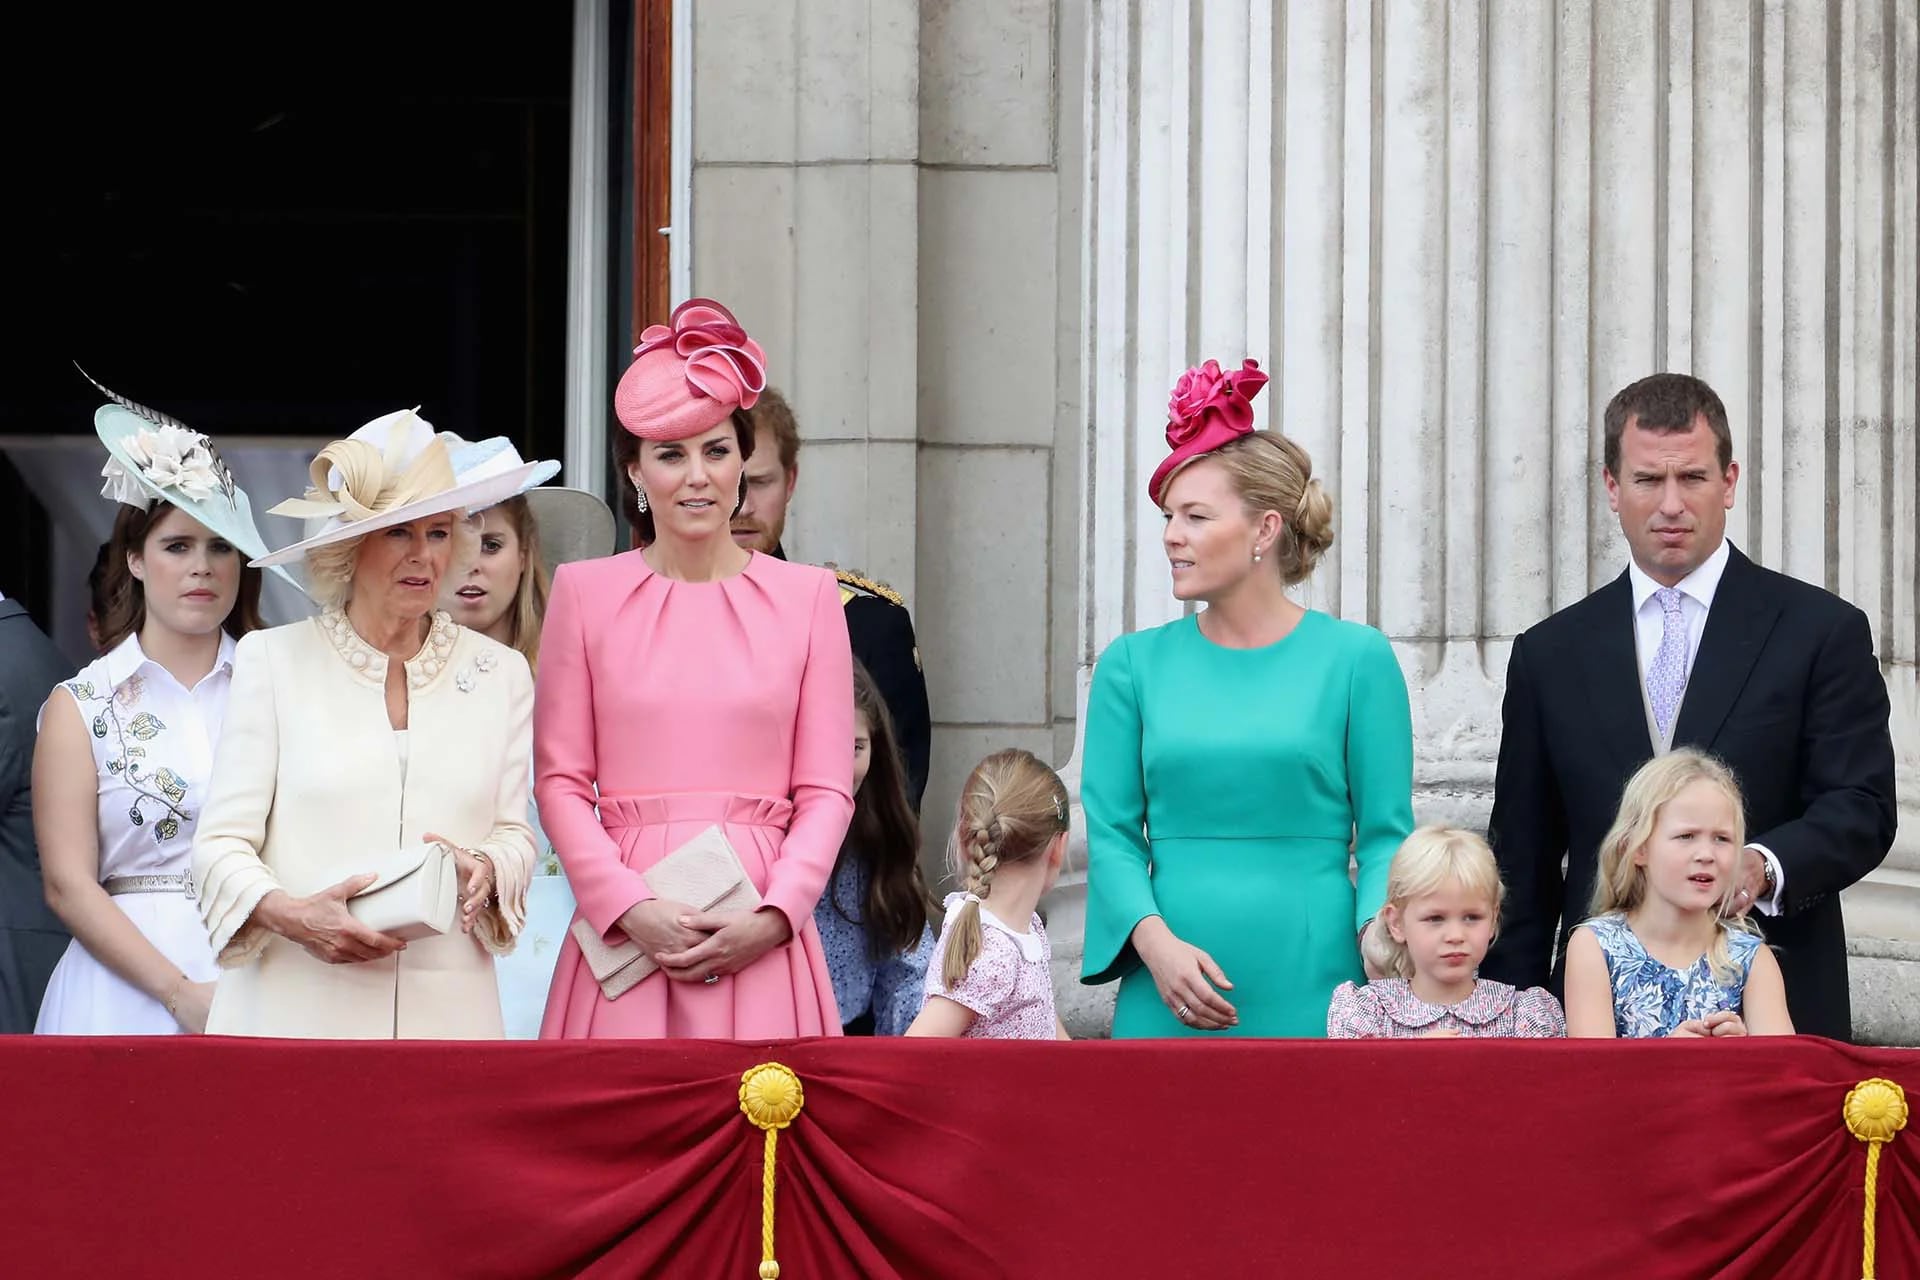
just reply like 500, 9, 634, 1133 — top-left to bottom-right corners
535, 550, 854, 1038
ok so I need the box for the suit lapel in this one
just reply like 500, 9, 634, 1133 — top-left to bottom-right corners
1672, 546, 1780, 750
1581, 572, 1655, 767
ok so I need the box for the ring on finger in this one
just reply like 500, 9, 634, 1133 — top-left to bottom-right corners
704, 973, 720, 985
1176, 1003, 1191, 1020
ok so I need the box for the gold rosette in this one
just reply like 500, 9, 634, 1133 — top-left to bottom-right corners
739, 1063, 805, 1280
1844, 1077, 1909, 1279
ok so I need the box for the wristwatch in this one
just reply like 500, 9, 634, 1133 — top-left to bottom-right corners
1758, 855, 1778, 900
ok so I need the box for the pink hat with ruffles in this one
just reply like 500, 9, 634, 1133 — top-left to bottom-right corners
1147, 358, 1270, 505
613, 298, 768, 441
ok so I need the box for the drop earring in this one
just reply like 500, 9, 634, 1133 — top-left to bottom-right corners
636, 489, 649, 515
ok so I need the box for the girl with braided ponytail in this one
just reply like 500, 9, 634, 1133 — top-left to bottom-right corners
907, 749, 1071, 1040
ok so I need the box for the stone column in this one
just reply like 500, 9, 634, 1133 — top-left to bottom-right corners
1054, 0, 1920, 1042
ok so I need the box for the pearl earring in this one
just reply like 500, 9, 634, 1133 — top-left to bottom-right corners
1252, 550, 1262, 563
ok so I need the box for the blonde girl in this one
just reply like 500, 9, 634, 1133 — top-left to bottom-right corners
1328, 827, 1564, 1038
1564, 750, 1793, 1038
907, 749, 1071, 1040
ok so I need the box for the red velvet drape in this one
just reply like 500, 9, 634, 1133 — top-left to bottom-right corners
3, 1037, 1914, 1278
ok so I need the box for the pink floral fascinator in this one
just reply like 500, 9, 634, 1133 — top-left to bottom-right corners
613, 298, 768, 442
1147, 358, 1270, 506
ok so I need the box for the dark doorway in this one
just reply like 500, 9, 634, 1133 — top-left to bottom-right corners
1, 3, 575, 610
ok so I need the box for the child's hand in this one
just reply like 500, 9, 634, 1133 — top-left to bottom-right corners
1419, 1027, 1462, 1039
1670, 1013, 1746, 1038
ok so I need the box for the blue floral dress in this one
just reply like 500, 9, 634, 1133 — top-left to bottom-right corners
1577, 913, 1761, 1038
811, 854, 933, 1035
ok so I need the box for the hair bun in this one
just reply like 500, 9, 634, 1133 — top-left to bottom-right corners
1291, 476, 1335, 556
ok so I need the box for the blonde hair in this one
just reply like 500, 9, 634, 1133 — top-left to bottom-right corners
1361, 827, 1506, 981
940, 749, 1070, 990
301, 518, 481, 610
1589, 749, 1759, 983
486, 496, 552, 673
1171, 430, 1335, 585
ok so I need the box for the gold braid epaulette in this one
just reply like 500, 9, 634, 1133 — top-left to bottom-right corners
831, 567, 904, 608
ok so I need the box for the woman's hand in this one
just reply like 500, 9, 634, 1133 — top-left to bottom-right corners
1131, 916, 1237, 1030
255, 876, 407, 965
615, 898, 708, 957
165, 979, 218, 1034
656, 907, 794, 983
424, 832, 494, 934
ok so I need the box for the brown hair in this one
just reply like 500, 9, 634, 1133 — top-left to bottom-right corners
1181, 430, 1335, 585
486, 495, 552, 673
94, 501, 265, 651
611, 414, 755, 546
940, 748, 1070, 990
745, 386, 800, 473
1602, 373, 1733, 477
832, 662, 936, 956
86, 540, 113, 650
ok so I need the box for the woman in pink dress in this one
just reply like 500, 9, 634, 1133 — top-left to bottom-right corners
537, 299, 855, 1038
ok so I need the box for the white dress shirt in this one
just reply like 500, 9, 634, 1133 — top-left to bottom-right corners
1625, 538, 1785, 914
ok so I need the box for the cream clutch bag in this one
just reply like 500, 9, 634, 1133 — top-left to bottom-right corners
569, 824, 762, 999
348, 842, 459, 942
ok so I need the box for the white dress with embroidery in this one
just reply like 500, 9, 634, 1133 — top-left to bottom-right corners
34, 633, 233, 1035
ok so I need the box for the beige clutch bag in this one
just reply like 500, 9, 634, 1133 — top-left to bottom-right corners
569, 824, 762, 999
348, 842, 458, 942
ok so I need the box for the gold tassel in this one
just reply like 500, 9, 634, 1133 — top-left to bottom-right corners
739, 1063, 805, 1280
1844, 1078, 1908, 1280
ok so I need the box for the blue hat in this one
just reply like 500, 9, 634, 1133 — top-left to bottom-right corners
81, 367, 302, 591
445, 435, 614, 566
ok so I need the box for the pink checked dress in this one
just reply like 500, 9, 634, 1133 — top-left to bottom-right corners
535, 550, 854, 1039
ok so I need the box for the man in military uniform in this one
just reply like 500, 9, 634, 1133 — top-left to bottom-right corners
731, 390, 932, 809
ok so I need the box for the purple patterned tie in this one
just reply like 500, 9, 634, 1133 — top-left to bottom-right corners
1647, 587, 1688, 740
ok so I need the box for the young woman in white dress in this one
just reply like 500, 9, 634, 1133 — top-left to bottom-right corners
32, 383, 289, 1035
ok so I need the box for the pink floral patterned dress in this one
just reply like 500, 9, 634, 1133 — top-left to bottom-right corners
923, 893, 1057, 1040
1326, 977, 1565, 1038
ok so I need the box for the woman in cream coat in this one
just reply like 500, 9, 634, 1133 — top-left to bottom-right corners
190, 410, 542, 1038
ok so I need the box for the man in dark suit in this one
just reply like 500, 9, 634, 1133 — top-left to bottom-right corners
729, 390, 933, 809
1483, 373, 1897, 1041
0, 593, 74, 1032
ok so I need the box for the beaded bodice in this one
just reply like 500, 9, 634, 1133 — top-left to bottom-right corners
317, 608, 460, 692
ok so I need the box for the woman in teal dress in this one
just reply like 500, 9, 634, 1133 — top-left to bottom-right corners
1080, 358, 1414, 1038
